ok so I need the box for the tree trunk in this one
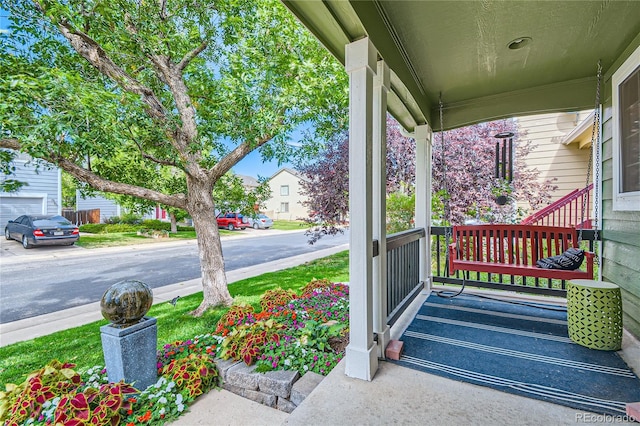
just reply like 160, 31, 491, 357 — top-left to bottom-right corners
187, 178, 233, 316
170, 213, 178, 233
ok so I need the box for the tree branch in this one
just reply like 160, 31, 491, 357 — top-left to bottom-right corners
158, 0, 168, 20
1, 138, 187, 209
136, 143, 178, 167
211, 134, 273, 181
177, 40, 208, 72
52, 17, 167, 121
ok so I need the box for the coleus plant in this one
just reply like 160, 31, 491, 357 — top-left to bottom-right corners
214, 304, 256, 336
53, 381, 138, 426
218, 320, 284, 365
259, 288, 297, 311
0, 360, 82, 425
160, 354, 221, 399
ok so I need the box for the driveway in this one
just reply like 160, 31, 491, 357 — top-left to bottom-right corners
0, 234, 84, 258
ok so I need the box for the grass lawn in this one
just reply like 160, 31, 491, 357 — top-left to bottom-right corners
0, 250, 349, 386
76, 221, 306, 248
271, 220, 307, 231
77, 230, 228, 249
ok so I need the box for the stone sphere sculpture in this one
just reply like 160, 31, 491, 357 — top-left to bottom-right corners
101, 280, 153, 326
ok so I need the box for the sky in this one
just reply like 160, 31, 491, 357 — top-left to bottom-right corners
0, 9, 8, 34
232, 150, 292, 180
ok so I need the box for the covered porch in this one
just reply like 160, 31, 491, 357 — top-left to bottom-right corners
284, 288, 640, 425
281, 0, 640, 383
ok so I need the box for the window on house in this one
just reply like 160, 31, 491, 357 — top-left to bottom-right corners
280, 185, 289, 196
613, 45, 640, 211
280, 202, 289, 213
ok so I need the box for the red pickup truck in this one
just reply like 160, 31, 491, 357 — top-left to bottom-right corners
216, 213, 248, 231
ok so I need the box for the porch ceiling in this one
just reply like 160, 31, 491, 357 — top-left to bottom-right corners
283, 0, 640, 132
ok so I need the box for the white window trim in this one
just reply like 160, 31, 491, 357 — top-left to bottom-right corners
280, 185, 289, 196
612, 44, 640, 211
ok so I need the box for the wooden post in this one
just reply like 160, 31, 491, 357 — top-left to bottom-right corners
344, 37, 378, 381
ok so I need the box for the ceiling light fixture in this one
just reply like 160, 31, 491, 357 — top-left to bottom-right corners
507, 37, 532, 50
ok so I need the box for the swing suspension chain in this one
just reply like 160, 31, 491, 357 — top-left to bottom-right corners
578, 61, 602, 265
439, 96, 452, 253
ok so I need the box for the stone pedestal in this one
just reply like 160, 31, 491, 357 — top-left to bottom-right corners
100, 317, 158, 390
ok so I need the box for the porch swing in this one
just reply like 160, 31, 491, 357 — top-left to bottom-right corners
445, 63, 602, 282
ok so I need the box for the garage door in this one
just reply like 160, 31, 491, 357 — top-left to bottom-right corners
0, 196, 45, 229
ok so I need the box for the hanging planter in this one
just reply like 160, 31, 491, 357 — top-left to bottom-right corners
495, 194, 510, 206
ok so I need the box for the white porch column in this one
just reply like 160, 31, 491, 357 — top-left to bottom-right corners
345, 37, 378, 381
372, 60, 390, 358
414, 124, 433, 291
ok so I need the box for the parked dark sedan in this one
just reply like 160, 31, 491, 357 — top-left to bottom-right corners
4, 214, 79, 249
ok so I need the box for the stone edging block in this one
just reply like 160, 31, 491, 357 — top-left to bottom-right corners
290, 371, 324, 406
225, 362, 259, 390
258, 369, 300, 398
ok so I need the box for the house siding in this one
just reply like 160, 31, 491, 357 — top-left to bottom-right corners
76, 192, 162, 223
0, 154, 61, 228
601, 41, 640, 340
515, 112, 592, 215
76, 192, 121, 223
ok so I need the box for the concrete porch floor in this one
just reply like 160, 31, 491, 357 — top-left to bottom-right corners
177, 287, 640, 425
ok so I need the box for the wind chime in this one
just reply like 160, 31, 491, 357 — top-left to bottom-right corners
493, 131, 514, 205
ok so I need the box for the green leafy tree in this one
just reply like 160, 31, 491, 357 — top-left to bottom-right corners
386, 190, 415, 234
0, 0, 347, 315
61, 171, 77, 209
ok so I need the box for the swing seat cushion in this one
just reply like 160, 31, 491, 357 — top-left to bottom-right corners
448, 225, 594, 280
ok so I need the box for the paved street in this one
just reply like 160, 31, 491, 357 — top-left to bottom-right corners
0, 229, 349, 323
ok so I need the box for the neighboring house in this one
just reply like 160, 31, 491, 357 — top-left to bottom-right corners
238, 174, 260, 192
263, 168, 309, 221
0, 151, 61, 229
514, 110, 594, 214
76, 192, 121, 223
76, 192, 167, 223
516, 110, 593, 203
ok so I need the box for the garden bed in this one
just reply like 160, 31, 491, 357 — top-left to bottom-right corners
0, 279, 349, 425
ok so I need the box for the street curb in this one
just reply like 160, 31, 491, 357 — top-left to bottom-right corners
0, 243, 348, 348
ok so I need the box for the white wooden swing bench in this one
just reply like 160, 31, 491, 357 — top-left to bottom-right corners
447, 224, 595, 280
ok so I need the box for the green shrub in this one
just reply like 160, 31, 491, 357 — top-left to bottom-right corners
79, 223, 138, 233
141, 219, 168, 230
80, 222, 194, 234
104, 216, 120, 224
120, 213, 143, 225
141, 220, 195, 232
102, 224, 138, 233
79, 223, 107, 234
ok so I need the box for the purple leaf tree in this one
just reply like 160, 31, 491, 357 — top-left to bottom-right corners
297, 116, 557, 242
